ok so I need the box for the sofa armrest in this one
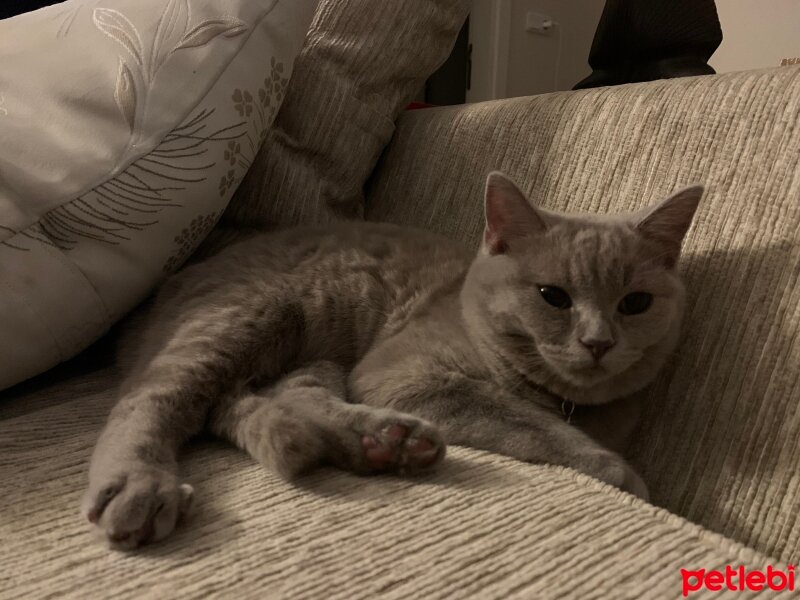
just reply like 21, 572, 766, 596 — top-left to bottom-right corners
365, 66, 800, 565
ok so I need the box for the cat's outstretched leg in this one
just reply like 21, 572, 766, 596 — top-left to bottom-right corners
210, 361, 445, 478
351, 362, 649, 499
83, 297, 304, 549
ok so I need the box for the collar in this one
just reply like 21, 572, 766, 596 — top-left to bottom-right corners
469, 329, 578, 424
525, 380, 577, 424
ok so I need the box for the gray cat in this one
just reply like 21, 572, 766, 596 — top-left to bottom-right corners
83, 172, 702, 548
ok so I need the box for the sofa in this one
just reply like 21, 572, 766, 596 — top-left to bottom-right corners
3, 62, 799, 598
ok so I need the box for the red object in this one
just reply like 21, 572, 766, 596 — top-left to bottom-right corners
405, 102, 435, 111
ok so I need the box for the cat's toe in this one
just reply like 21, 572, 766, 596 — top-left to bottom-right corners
404, 436, 441, 468
581, 451, 649, 500
621, 468, 649, 501
85, 480, 125, 524
83, 468, 193, 548
360, 420, 445, 474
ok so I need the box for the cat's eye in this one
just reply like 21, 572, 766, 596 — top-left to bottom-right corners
538, 286, 572, 309
618, 292, 653, 315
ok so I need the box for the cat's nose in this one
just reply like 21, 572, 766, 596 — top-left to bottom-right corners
580, 338, 615, 361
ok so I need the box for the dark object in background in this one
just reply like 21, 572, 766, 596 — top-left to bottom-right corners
574, 0, 722, 89
425, 17, 469, 105
1, 0, 65, 19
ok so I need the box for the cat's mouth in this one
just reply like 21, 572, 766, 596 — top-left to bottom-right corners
561, 352, 643, 387
544, 354, 624, 387
504, 333, 630, 387
567, 363, 612, 386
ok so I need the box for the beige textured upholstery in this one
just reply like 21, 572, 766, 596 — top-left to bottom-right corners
0, 367, 782, 600
220, 0, 469, 231
2, 67, 798, 597
367, 66, 800, 564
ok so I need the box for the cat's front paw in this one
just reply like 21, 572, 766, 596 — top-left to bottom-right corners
82, 464, 193, 549
334, 407, 446, 476
582, 451, 649, 501
360, 420, 445, 475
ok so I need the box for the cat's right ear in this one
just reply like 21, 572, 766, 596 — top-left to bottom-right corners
635, 185, 703, 268
483, 171, 547, 255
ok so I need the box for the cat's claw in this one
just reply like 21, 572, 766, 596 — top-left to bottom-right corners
82, 466, 193, 549
359, 421, 444, 474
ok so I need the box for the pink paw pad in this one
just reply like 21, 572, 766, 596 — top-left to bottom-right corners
360, 424, 441, 473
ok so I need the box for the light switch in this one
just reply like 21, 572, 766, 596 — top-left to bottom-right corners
525, 11, 554, 35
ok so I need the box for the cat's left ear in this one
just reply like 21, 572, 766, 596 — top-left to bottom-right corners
635, 185, 703, 268
483, 171, 547, 255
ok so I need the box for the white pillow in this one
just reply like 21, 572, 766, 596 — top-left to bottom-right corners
0, 0, 318, 390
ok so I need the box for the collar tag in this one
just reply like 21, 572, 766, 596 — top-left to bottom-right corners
561, 399, 575, 424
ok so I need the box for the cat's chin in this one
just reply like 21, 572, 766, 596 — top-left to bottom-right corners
544, 357, 637, 394
538, 352, 663, 405
538, 354, 612, 387
545, 351, 645, 390
560, 366, 614, 388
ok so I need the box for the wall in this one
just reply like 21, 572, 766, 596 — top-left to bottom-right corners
710, 0, 800, 73
467, 0, 605, 102
467, 0, 800, 102
466, 0, 503, 102
506, 0, 605, 97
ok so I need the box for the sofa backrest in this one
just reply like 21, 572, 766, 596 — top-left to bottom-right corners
365, 66, 800, 563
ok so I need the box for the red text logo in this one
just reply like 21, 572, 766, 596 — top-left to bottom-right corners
681, 565, 795, 596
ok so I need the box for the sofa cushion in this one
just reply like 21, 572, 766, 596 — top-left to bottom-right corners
0, 364, 785, 599
365, 66, 800, 563
212, 0, 470, 237
0, 0, 317, 390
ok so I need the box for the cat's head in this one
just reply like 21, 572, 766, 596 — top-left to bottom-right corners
462, 171, 702, 405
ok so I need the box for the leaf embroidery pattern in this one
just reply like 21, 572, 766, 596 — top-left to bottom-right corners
93, 8, 145, 67
162, 210, 223, 273
114, 58, 137, 132
149, 0, 190, 82
232, 89, 254, 117
218, 169, 236, 197
177, 17, 248, 50
53, 5, 83, 39
0, 58, 287, 255
224, 59, 290, 184
0, 224, 55, 252
224, 141, 241, 166
92, 1, 248, 131
0, 109, 247, 252
156, 60, 290, 267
